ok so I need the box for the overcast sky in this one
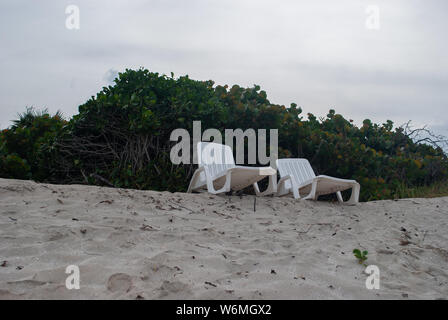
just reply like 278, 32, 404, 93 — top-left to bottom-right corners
1, 0, 447, 137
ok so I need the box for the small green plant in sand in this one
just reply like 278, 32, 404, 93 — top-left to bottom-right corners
353, 249, 368, 265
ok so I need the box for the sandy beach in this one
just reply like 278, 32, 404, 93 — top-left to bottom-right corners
0, 178, 447, 299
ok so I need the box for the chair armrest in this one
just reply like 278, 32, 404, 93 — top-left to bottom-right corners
277, 175, 300, 199
204, 167, 232, 194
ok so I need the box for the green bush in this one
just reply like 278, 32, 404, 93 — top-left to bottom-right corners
0, 107, 66, 180
1, 69, 447, 201
0, 154, 31, 179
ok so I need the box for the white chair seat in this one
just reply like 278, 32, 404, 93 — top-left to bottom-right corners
187, 142, 277, 195
275, 158, 360, 205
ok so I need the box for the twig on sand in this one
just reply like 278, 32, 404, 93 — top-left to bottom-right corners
140, 224, 158, 231
205, 281, 217, 287
195, 243, 212, 250
166, 200, 194, 213
98, 199, 114, 205
420, 230, 428, 245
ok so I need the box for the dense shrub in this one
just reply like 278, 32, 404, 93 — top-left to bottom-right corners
0, 108, 66, 180
1, 69, 447, 201
53, 70, 225, 190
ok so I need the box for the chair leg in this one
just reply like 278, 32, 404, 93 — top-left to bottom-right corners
254, 174, 277, 196
302, 180, 318, 201
277, 184, 290, 196
291, 185, 300, 199
336, 191, 343, 203
345, 183, 360, 205
276, 176, 292, 197
187, 169, 203, 193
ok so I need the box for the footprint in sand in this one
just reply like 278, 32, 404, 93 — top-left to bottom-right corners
6, 279, 47, 293
48, 231, 67, 241
158, 280, 192, 298
107, 273, 133, 293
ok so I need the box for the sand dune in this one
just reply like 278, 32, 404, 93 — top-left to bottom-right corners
0, 178, 447, 299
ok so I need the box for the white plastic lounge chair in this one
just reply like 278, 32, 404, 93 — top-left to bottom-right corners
187, 142, 277, 195
275, 158, 360, 205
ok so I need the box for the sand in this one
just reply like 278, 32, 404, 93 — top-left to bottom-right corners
0, 178, 447, 299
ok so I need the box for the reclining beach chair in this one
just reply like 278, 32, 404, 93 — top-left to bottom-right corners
275, 158, 360, 205
187, 142, 277, 195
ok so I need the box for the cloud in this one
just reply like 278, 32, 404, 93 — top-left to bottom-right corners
0, 0, 446, 136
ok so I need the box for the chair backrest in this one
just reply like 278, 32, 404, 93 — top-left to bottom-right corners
197, 142, 236, 180
276, 158, 316, 187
